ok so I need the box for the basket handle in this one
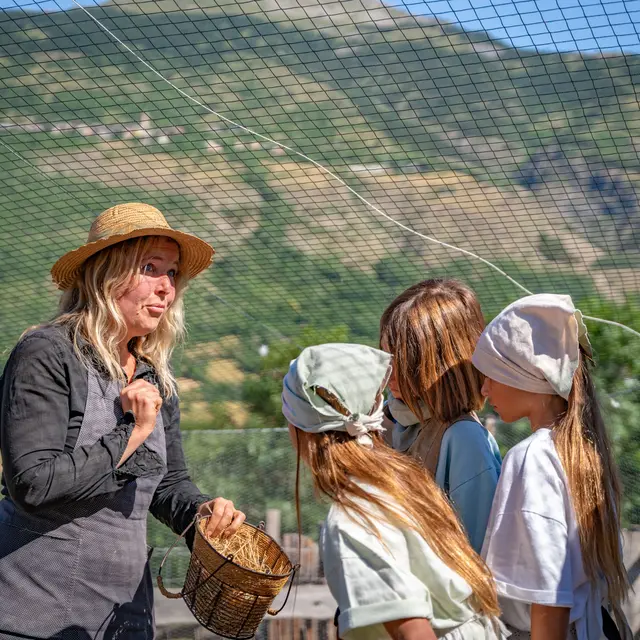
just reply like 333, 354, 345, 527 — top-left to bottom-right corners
267, 564, 300, 616
156, 516, 198, 599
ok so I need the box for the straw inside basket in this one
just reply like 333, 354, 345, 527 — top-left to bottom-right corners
197, 519, 293, 579
204, 525, 274, 574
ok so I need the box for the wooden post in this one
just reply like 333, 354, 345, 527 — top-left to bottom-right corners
266, 509, 281, 545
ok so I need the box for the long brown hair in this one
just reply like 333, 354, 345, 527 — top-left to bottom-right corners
293, 391, 500, 618
380, 278, 485, 424
555, 347, 628, 608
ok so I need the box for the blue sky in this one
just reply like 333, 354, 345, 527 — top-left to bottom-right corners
1, 0, 639, 54
386, 0, 640, 52
0, 0, 103, 11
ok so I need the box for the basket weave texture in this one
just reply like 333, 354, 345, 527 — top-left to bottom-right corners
183, 518, 294, 639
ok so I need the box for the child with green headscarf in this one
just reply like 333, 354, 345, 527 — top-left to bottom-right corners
282, 343, 508, 640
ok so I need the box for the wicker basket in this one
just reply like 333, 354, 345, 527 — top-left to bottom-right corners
157, 516, 298, 639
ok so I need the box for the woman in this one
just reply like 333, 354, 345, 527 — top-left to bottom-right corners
472, 293, 631, 640
379, 279, 501, 552
0, 203, 245, 639
281, 343, 506, 640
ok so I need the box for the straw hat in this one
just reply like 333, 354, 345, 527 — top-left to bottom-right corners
51, 203, 214, 290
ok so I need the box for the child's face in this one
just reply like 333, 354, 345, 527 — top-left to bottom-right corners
481, 377, 522, 422
481, 377, 567, 430
386, 366, 403, 400
481, 378, 538, 423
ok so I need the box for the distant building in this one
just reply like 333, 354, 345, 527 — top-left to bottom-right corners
0, 113, 184, 145
349, 163, 388, 175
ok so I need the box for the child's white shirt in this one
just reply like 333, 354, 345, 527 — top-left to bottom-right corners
320, 483, 506, 640
482, 427, 605, 639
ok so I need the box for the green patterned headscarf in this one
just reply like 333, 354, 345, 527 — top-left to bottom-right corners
282, 343, 392, 446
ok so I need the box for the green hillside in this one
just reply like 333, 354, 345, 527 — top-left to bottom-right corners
0, 0, 639, 418
3, 0, 640, 175
1, 0, 639, 337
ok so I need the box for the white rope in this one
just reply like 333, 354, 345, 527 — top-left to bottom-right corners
582, 315, 640, 339
70, 0, 532, 297
0, 137, 61, 181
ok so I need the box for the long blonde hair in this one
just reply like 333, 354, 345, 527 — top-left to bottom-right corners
555, 347, 628, 608
380, 279, 485, 424
294, 391, 500, 618
50, 236, 187, 397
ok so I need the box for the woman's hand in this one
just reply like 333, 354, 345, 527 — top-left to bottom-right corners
383, 618, 437, 640
198, 498, 246, 539
531, 604, 570, 640
121, 379, 162, 432
117, 380, 163, 467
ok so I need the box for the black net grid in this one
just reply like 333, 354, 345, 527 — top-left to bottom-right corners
2, 0, 640, 526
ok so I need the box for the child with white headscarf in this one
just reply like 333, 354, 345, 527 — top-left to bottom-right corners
282, 343, 508, 640
472, 294, 632, 640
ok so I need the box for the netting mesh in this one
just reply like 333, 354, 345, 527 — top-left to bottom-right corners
2, 0, 640, 526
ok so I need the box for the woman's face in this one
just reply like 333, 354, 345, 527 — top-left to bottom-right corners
116, 238, 180, 341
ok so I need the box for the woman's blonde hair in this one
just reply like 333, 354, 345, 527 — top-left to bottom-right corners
293, 389, 500, 619
555, 347, 628, 609
379, 278, 485, 424
51, 236, 187, 397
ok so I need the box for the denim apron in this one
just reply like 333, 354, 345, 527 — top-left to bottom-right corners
0, 363, 167, 639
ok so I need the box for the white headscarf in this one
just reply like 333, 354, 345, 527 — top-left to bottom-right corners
472, 293, 592, 400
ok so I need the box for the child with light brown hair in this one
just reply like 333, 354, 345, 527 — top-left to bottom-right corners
281, 343, 507, 640
380, 279, 501, 552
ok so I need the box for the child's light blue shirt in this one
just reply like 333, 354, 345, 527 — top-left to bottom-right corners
434, 419, 502, 554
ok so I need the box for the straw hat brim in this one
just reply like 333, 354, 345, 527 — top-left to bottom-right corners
51, 227, 214, 290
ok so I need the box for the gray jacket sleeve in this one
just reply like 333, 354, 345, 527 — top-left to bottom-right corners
149, 395, 210, 547
0, 333, 134, 512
